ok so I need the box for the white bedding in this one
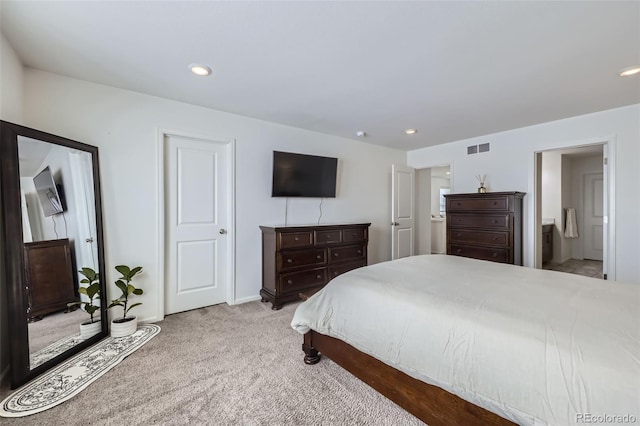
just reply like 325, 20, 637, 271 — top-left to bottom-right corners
291, 255, 640, 425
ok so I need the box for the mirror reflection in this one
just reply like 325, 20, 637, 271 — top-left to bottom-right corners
18, 136, 101, 370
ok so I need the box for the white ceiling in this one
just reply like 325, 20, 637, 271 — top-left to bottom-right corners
2, 1, 639, 151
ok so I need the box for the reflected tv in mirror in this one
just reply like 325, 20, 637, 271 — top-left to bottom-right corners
272, 151, 338, 198
33, 166, 66, 216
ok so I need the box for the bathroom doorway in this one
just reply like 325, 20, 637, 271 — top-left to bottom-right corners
535, 144, 609, 279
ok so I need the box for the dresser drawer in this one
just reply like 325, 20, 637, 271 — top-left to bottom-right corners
329, 245, 366, 262
448, 229, 510, 247
449, 245, 509, 263
280, 268, 327, 292
448, 214, 510, 229
328, 260, 366, 280
315, 230, 342, 245
279, 249, 326, 270
343, 228, 366, 243
279, 231, 313, 249
447, 196, 511, 212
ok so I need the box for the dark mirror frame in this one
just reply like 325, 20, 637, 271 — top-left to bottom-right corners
0, 121, 108, 389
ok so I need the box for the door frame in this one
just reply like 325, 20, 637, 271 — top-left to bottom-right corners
531, 136, 615, 280
157, 128, 236, 320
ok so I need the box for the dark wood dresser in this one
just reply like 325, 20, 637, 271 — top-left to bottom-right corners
23, 238, 78, 320
445, 192, 525, 265
260, 223, 370, 310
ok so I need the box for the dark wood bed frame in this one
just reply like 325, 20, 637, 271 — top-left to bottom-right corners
302, 330, 515, 426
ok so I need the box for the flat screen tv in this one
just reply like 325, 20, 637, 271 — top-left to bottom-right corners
33, 166, 66, 217
272, 151, 338, 198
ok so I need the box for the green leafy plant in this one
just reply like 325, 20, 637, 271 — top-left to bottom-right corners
108, 265, 143, 323
68, 267, 101, 324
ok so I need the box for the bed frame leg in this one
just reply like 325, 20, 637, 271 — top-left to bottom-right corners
302, 332, 321, 364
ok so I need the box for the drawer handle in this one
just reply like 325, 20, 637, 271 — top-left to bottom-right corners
457, 202, 461, 206
456, 233, 462, 238
334, 272, 338, 276
456, 249, 462, 254
316, 274, 322, 279
492, 236, 499, 241
294, 237, 300, 241
493, 202, 498, 206
492, 253, 498, 258
457, 219, 462, 223
287, 259, 293, 263
493, 220, 498, 224
326, 235, 331, 239
352, 233, 357, 236
357, 250, 362, 254
287, 280, 293, 284
334, 253, 339, 257
316, 255, 322, 259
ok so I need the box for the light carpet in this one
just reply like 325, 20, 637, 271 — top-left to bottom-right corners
1, 324, 160, 417
0, 301, 423, 425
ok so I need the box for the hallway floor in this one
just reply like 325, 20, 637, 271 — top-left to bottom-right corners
543, 259, 603, 279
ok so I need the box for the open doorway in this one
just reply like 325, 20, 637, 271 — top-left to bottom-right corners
535, 144, 608, 279
413, 164, 452, 256
430, 166, 451, 255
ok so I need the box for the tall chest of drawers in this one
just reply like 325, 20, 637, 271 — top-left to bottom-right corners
260, 223, 370, 310
445, 192, 525, 265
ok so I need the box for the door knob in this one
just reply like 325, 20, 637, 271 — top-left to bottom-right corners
391, 222, 399, 226
85, 238, 94, 243
219, 229, 227, 234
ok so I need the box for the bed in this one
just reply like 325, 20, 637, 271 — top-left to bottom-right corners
291, 255, 640, 425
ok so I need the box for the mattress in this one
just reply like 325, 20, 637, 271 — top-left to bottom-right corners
291, 255, 640, 425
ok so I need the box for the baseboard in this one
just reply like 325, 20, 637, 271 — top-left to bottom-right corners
232, 295, 261, 305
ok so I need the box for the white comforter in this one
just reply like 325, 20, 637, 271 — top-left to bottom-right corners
291, 255, 640, 425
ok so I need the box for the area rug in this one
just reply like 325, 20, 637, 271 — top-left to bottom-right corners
0, 324, 160, 417
30, 334, 85, 369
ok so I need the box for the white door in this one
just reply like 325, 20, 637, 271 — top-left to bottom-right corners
68, 151, 99, 271
165, 135, 229, 314
583, 172, 603, 261
391, 164, 415, 259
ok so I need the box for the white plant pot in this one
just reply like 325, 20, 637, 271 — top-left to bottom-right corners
80, 320, 101, 340
110, 316, 138, 338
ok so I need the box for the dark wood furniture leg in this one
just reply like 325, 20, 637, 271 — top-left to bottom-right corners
302, 331, 515, 426
302, 331, 321, 364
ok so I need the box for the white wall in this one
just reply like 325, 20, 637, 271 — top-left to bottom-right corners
0, 33, 23, 123
560, 155, 573, 262
408, 104, 640, 283
541, 151, 563, 263
22, 69, 406, 322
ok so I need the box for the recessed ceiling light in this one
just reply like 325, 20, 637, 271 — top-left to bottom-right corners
620, 66, 640, 77
189, 63, 212, 76
445, 171, 451, 175
356, 131, 367, 137
405, 129, 418, 135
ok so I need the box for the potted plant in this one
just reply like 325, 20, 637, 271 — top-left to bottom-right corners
68, 267, 102, 340
108, 265, 143, 337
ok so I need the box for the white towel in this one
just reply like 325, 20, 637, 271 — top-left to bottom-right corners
564, 208, 579, 238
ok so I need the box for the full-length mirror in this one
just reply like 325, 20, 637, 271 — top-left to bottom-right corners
1, 121, 107, 389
